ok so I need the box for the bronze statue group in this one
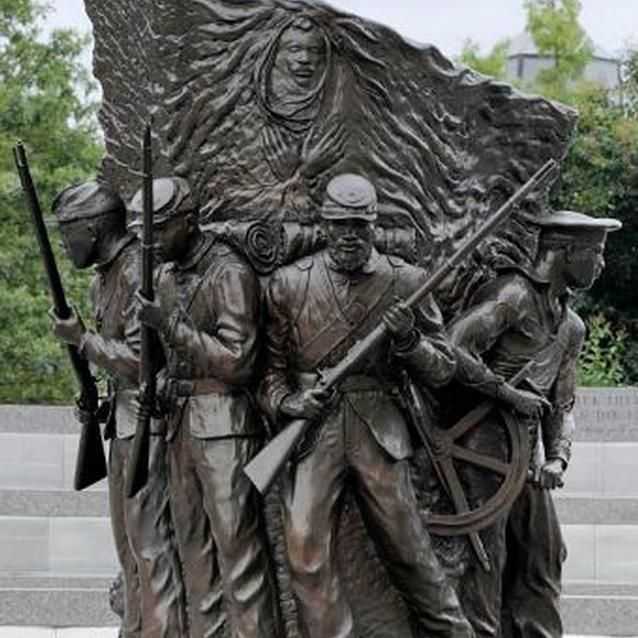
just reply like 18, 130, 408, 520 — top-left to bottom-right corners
48, 172, 620, 638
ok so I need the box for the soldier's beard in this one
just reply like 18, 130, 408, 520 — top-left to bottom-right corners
328, 241, 373, 273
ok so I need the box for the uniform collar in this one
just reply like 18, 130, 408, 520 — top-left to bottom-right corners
95, 234, 136, 274
496, 263, 572, 324
495, 262, 550, 286
176, 232, 215, 272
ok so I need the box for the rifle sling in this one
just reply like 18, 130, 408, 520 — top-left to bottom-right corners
300, 254, 397, 370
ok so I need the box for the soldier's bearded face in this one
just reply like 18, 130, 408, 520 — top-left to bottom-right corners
325, 219, 374, 272
58, 219, 96, 269
275, 25, 326, 90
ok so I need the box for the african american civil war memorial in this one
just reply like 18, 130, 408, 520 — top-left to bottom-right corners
4, 1, 634, 638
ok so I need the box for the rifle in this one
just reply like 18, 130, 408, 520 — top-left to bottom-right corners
13, 142, 107, 491
126, 124, 157, 498
244, 159, 559, 495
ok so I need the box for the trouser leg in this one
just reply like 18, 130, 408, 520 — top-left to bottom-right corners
282, 413, 352, 638
126, 435, 188, 638
347, 404, 473, 638
501, 485, 565, 638
457, 415, 510, 638
169, 425, 225, 638
191, 436, 280, 638
109, 439, 142, 638
457, 518, 508, 638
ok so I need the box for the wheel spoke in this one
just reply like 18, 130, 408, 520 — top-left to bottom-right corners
447, 399, 497, 440
435, 457, 491, 571
451, 445, 510, 476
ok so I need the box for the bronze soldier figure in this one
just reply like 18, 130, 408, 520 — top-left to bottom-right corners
50, 181, 187, 638
133, 177, 280, 638
447, 210, 621, 638
259, 173, 474, 638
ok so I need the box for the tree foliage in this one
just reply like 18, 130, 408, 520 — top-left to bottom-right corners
0, 0, 102, 403
458, 38, 510, 80
518, 2, 638, 385
576, 314, 627, 387
623, 46, 638, 115
523, 0, 593, 99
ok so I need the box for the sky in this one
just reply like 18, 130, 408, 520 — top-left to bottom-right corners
46, 0, 638, 61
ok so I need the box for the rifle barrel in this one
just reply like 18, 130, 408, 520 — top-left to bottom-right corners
13, 143, 71, 318
126, 122, 156, 498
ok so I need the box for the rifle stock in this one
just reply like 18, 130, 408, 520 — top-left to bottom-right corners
244, 159, 559, 494
126, 124, 156, 498
13, 142, 107, 491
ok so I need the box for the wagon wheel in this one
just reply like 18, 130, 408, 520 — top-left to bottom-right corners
424, 402, 530, 537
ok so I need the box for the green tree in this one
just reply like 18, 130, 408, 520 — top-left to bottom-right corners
524, 0, 593, 99
0, 0, 102, 403
458, 38, 510, 80
554, 84, 638, 383
510, 2, 638, 385
576, 314, 626, 387
623, 46, 638, 115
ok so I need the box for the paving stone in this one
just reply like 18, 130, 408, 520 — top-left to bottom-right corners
563, 525, 596, 581
0, 517, 50, 572
562, 592, 638, 636
600, 444, 638, 497
0, 489, 109, 518
0, 630, 55, 638
49, 518, 117, 575
565, 581, 638, 597
0, 434, 65, 491
555, 495, 638, 525
0, 587, 118, 627
0, 575, 113, 590
564, 443, 603, 495
0, 632, 119, 638
0, 406, 79, 435
58, 631, 119, 638
596, 525, 638, 583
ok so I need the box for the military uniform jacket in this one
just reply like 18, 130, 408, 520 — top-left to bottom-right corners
259, 248, 456, 460
158, 233, 260, 439
448, 269, 586, 465
79, 236, 140, 439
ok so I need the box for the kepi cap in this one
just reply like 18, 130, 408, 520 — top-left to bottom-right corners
52, 181, 124, 224
128, 177, 195, 227
321, 173, 378, 221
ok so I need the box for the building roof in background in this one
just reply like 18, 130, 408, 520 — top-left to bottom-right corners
507, 30, 617, 62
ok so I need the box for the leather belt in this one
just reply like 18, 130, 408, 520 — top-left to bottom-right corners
170, 377, 233, 397
295, 372, 383, 393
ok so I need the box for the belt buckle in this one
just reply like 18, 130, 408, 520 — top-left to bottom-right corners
176, 379, 194, 396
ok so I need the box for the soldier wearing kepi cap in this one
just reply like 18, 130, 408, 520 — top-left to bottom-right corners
50, 181, 187, 638
128, 177, 196, 228
132, 177, 281, 638
259, 173, 474, 638
446, 210, 621, 638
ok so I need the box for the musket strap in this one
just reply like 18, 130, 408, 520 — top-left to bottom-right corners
300, 254, 396, 369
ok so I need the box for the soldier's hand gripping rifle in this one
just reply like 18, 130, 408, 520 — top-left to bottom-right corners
126, 124, 158, 498
13, 142, 107, 491
244, 159, 559, 495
